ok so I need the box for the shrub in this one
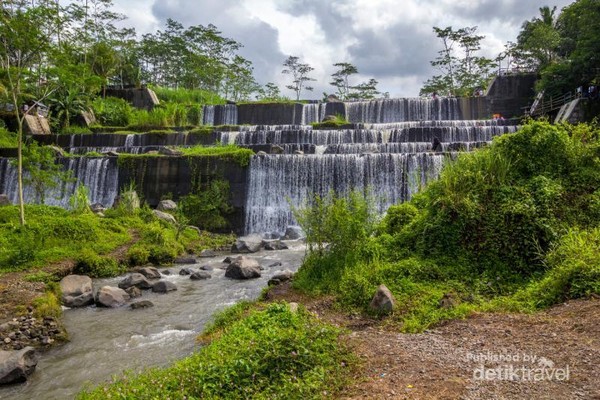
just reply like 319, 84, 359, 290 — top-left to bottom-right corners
126, 244, 150, 266
74, 248, 125, 277
91, 97, 133, 126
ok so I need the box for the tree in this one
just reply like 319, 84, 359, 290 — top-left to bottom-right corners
516, 6, 560, 70
348, 78, 380, 100
282, 56, 315, 100
20, 141, 71, 204
0, 2, 59, 225
330, 62, 358, 100
256, 82, 284, 102
421, 26, 493, 97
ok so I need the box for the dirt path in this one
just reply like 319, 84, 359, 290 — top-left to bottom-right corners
267, 283, 600, 400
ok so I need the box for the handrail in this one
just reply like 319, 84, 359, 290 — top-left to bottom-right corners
524, 89, 582, 116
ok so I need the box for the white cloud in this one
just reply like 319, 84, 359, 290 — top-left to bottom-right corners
112, 0, 574, 98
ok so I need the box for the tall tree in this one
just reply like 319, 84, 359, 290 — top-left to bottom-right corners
421, 26, 493, 97
282, 56, 315, 100
330, 62, 358, 100
0, 1, 59, 225
517, 6, 560, 70
348, 78, 380, 100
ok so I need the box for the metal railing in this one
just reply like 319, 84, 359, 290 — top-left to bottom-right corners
524, 89, 581, 116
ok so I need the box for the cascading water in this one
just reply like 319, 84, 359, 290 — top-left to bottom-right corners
244, 153, 444, 234
345, 98, 461, 123
202, 104, 238, 125
0, 157, 119, 208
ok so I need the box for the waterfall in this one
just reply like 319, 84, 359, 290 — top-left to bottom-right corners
345, 98, 461, 123
244, 153, 444, 234
202, 105, 238, 125
0, 157, 119, 208
301, 103, 327, 125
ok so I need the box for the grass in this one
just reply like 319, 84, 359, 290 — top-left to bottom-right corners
78, 302, 353, 399
0, 203, 234, 277
311, 115, 353, 129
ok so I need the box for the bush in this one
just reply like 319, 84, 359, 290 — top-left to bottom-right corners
126, 244, 150, 266
91, 97, 133, 126
74, 248, 125, 278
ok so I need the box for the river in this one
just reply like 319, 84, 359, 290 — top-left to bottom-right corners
0, 243, 306, 400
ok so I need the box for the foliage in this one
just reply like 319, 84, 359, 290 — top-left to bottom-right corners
330, 62, 358, 100
421, 26, 494, 97
293, 121, 600, 331
32, 282, 62, 319
311, 114, 352, 129
180, 179, 234, 231
69, 185, 92, 214
0, 126, 17, 148
282, 56, 316, 101
78, 303, 352, 399
179, 144, 254, 166
255, 82, 288, 102
91, 96, 133, 126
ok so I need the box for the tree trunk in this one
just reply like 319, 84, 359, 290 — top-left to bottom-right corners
17, 116, 26, 226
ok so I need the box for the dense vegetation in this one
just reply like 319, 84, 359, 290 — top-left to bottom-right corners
0, 198, 233, 278
293, 120, 600, 331
78, 302, 352, 399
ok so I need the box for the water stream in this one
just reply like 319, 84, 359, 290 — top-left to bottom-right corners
0, 244, 306, 400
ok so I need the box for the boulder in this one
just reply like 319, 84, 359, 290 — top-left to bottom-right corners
322, 114, 338, 121
0, 347, 38, 385
225, 256, 261, 280
158, 147, 183, 156
293, 150, 304, 155
222, 256, 235, 264
256, 151, 267, 156
102, 151, 120, 157
231, 234, 263, 253
0, 194, 11, 206
190, 271, 212, 280
199, 249, 217, 258
95, 286, 130, 308
124, 286, 142, 298
130, 300, 154, 310
200, 265, 214, 271
270, 145, 285, 154
262, 239, 289, 251
174, 256, 197, 264
283, 226, 305, 240
157, 199, 177, 212
179, 267, 195, 276
271, 269, 294, 282
152, 281, 177, 293
89, 203, 106, 214
161, 269, 172, 275
268, 261, 282, 268
118, 273, 153, 290
152, 209, 176, 224
262, 232, 281, 240
60, 275, 94, 308
135, 267, 161, 280
369, 285, 395, 314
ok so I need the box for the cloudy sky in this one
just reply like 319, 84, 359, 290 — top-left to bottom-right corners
113, 0, 574, 99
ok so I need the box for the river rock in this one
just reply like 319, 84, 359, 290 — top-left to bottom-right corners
225, 256, 261, 279
199, 249, 217, 258
60, 275, 94, 308
174, 256, 197, 264
200, 265, 213, 271
89, 203, 106, 214
0, 347, 38, 385
268, 261, 282, 268
0, 194, 10, 207
135, 267, 161, 280
262, 239, 289, 251
157, 199, 177, 211
130, 300, 154, 310
95, 286, 130, 308
118, 273, 153, 290
222, 256, 234, 264
161, 269, 172, 275
124, 286, 142, 298
179, 267, 195, 276
190, 271, 212, 280
231, 234, 263, 253
283, 226, 305, 240
272, 269, 294, 282
152, 209, 176, 224
369, 284, 395, 314
152, 281, 177, 293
